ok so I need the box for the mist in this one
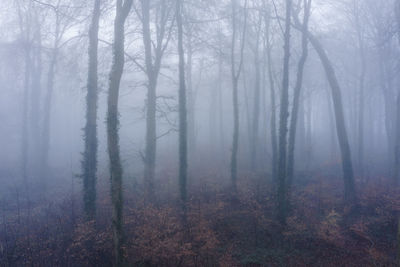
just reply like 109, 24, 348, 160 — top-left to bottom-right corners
1, 0, 400, 266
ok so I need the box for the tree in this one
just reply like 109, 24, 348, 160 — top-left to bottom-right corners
106, 0, 132, 265
277, 0, 292, 225
82, 0, 101, 221
38, 0, 78, 190
176, 0, 187, 210
16, 0, 32, 188
249, 7, 262, 171
135, 0, 174, 201
293, 11, 357, 204
394, 0, 400, 184
263, 4, 278, 183
287, 0, 311, 189
230, 0, 247, 192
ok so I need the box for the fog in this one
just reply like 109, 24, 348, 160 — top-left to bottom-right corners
1, 0, 400, 266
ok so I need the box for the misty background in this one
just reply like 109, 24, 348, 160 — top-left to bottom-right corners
0, 0, 400, 266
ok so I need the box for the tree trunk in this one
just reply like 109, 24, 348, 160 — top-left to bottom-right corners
357, 43, 365, 178
30, 17, 42, 181
41, 14, 60, 191
287, 0, 311, 189
395, 0, 400, 184
106, 0, 132, 265
302, 28, 357, 204
141, 0, 157, 201
176, 0, 188, 209
230, 0, 247, 192
250, 25, 261, 171
265, 11, 278, 183
22, 40, 31, 187
186, 31, 196, 159
141, 0, 171, 201
277, 0, 292, 225
83, 0, 101, 221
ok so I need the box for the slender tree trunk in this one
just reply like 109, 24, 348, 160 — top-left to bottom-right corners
299, 27, 357, 204
176, 0, 188, 209
287, 0, 311, 189
30, 18, 42, 180
230, 0, 247, 192
22, 41, 31, 187
41, 15, 60, 190
106, 1, 132, 265
217, 40, 225, 159
277, 0, 292, 225
141, 0, 171, 201
395, 0, 400, 184
142, 0, 157, 201
393, 2, 400, 263
250, 26, 261, 171
265, 17, 278, 183
357, 40, 365, 178
83, 0, 101, 220
378, 48, 396, 173
305, 90, 313, 169
186, 32, 196, 158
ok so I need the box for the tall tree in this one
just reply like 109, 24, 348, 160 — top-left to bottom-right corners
30, 5, 42, 180
40, 4, 60, 188
277, 0, 292, 225
136, 0, 173, 201
353, 0, 366, 178
263, 5, 278, 182
249, 10, 262, 171
293, 12, 357, 204
176, 0, 187, 209
39, 0, 76, 190
394, 0, 400, 184
230, 0, 247, 192
82, 0, 101, 221
16, 0, 31, 188
287, 0, 311, 188
106, 0, 132, 265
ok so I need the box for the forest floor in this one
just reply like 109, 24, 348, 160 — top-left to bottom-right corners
0, 167, 399, 266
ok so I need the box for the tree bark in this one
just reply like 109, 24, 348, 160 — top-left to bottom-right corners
30, 14, 42, 180
250, 18, 261, 171
292, 15, 357, 203
106, 0, 132, 265
277, 0, 292, 225
41, 12, 60, 191
22, 36, 31, 188
83, 0, 101, 221
394, 0, 400, 184
264, 9, 278, 183
287, 0, 311, 189
141, 0, 157, 201
176, 0, 188, 208
230, 0, 247, 192
141, 0, 171, 201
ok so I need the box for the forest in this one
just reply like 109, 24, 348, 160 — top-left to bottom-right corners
0, 0, 400, 266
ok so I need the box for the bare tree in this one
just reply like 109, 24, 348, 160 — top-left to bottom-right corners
106, 0, 132, 265
293, 11, 357, 204
287, 0, 311, 189
249, 7, 262, 171
277, 0, 292, 225
82, 0, 101, 221
176, 0, 187, 210
16, 0, 32, 188
263, 4, 278, 183
230, 0, 247, 192
135, 0, 174, 201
